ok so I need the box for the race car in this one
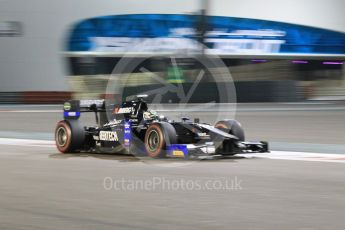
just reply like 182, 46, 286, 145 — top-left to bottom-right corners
55, 96, 268, 158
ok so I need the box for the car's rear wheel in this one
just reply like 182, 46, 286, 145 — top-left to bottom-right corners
55, 120, 85, 153
215, 119, 245, 141
144, 122, 177, 158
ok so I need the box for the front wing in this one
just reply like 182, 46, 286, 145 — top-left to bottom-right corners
167, 141, 269, 158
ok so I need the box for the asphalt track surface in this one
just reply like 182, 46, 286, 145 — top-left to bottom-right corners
0, 102, 345, 230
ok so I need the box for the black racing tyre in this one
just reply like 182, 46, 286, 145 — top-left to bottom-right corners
144, 122, 177, 158
215, 119, 245, 141
55, 120, 85, 153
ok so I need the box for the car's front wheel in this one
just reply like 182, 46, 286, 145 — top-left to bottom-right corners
144, 122, 177, 158
215, 119, 245, 141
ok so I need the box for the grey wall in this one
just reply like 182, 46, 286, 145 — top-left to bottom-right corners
0, 0, 201, 91
211, 0, 345, 33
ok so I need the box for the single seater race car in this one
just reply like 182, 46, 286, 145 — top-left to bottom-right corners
55, 96, 268, 158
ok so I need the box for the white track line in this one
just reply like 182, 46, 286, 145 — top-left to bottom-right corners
1, 138, 345, 163
0, 138, 55, 148
238, 151, 345, 163
0, 110, 60, 113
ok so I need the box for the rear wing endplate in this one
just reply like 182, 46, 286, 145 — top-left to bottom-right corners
63, 100, 105, 119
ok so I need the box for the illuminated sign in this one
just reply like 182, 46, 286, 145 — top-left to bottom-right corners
67, 14, 345, 55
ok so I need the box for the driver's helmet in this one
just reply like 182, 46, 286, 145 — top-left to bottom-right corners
143, 110, 158, 120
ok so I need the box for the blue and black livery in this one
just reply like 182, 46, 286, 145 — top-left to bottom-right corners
55, 96, 269, 158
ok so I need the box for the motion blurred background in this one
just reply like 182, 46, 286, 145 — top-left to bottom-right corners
1, 0, 345, 103
2, 2, 345, 230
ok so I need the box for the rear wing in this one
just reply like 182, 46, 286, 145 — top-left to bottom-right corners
63, 100, 106, 124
